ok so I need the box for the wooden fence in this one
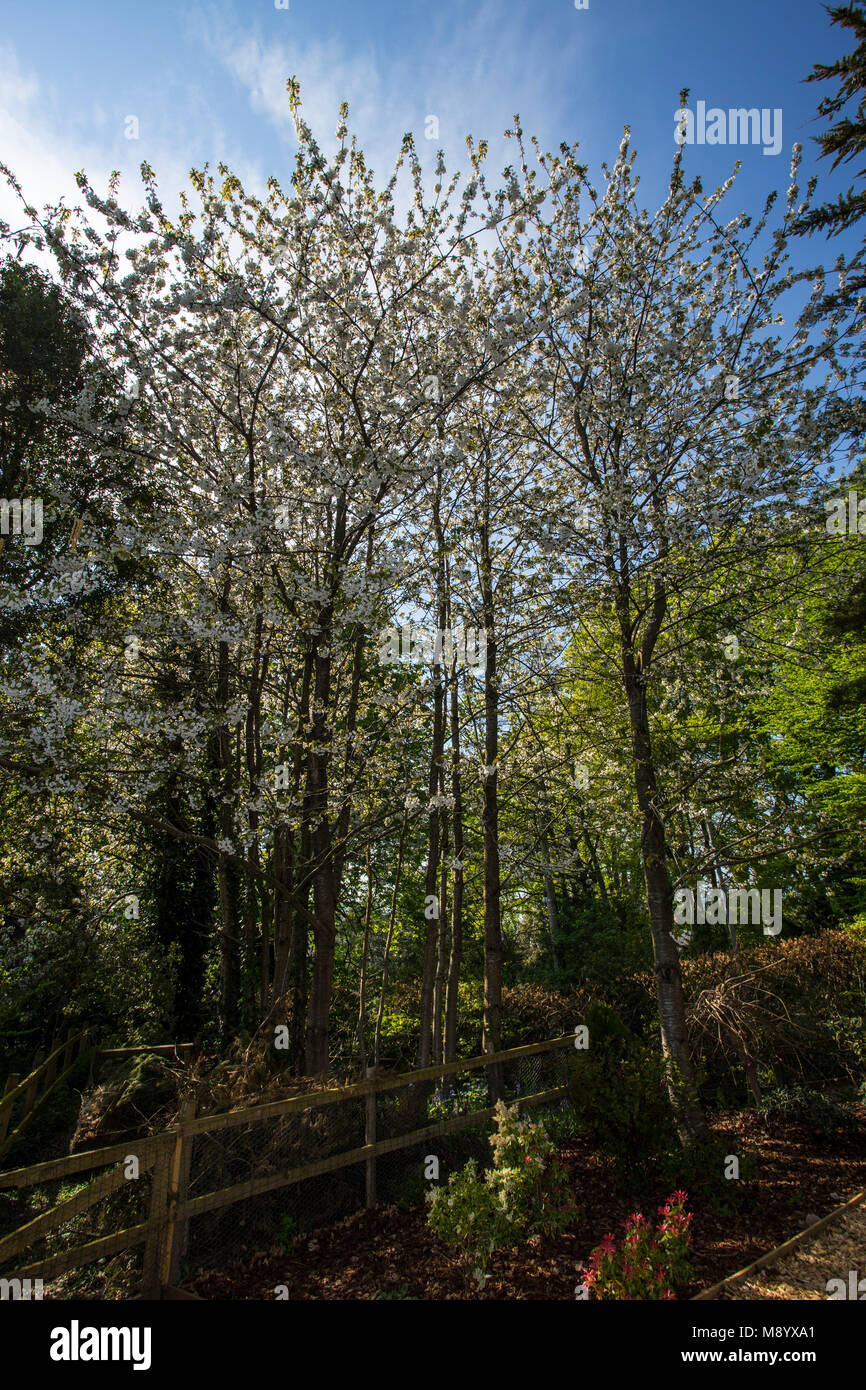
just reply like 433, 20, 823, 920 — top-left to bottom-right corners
0, 1029, 90, 1162
0, 1032, 578, 1299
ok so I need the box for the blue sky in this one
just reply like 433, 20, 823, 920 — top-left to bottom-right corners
0, 0, 859, 308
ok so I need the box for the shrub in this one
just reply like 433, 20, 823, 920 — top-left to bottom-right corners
682, 930, 866, 1102
583, 1192, 693, 1300
426, 1101, 576, 1288
759, 1085, 860, 1140
426, 1158, 511, 1289
487, 1099, 576, 1239
568, 1005, 675, 1171
500, 983, 589, 1049
659, 1134, 756, 1216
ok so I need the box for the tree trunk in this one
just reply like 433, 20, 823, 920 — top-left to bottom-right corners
623, 654, 710, 1143
444, 663, 464, 1064
541, 829, 561, 979
374, 813, 408, 1067
304, 623, 337, 1077
418, 472, 447, 1067
214, 615, 241, 1040
703, 817, 739, 957
479, 493, 503, 1099
357, 844, 373, 1072
432, 817, 449, 1064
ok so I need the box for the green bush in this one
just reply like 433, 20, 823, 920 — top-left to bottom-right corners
659, 1134, 757, 1215
426, 1157, 510, 1290
568, 1003, 675, 1172
426, 1102, 576, 1288
759, 1085, 860, 1140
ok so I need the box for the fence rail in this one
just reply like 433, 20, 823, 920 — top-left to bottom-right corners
0, 1030, 89, 1162
0, 1033, 578, 1299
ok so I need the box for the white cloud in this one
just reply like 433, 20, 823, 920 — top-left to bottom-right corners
0, 38, 267, 267
195, 0, 582, 195
0, 4, 589, 269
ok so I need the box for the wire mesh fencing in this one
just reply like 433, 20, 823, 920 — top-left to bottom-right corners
0, 1035, 578, 1299
0, 1137, 162, 1300
177, 1037, 576, 1286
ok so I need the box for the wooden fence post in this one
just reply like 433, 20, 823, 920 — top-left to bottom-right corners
141, 1133, 173, 1299
138, 1096, 195, 1296
0, 1075, 19, 1146
164, 1096, 196, 1289
365, 1067, 377, 1209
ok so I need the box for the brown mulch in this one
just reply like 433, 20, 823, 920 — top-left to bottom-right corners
181, 1111, 866, 1300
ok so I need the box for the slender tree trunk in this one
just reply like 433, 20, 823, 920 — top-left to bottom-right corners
282, 647, 315, 1070
374, 813, 408, 1068
214, 614, 241, 1040
444, 663, 464, 1064
541, 829, 561, 979
305, 612, 338, 1076
432, 817, 449, 1064
622, 648, 710, 1143
270, 822, 293, 1017
418, 471, 447, 1066
357, 844, 373, 1072
703, 817, 739, 957
289, 826, 311, 1072
479, 486, 503, 1099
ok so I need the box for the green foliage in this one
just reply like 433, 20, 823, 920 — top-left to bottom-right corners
583, 999, 634, 1048
584, 1192, 693, 1300
426, 1102, 576, 1288
549, 894, 654, 988
426, 1158, 509, 1289
659, 1135, 757, 1217
427, 1074, 488, 1120
793, 2, 866, 240
759, 1085, 861, 1140
568, 1008, 675, 1173
486, 1100, 575, 1240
